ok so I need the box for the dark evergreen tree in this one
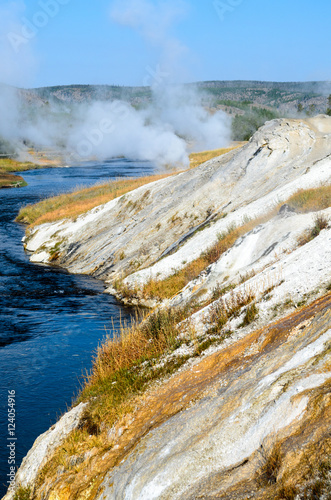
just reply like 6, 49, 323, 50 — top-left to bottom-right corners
326, 94, 331, 116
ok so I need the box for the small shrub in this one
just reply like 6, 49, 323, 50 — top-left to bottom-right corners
311, 214, 328, 236
232, 107, 279, 141
276, 483, 298, 500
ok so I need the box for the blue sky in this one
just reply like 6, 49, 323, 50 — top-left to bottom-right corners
2, 0, 331, 88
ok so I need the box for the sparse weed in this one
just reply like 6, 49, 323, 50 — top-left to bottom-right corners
207, 288, 255, 334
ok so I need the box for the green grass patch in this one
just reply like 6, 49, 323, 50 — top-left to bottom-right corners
0, 158, 39, 173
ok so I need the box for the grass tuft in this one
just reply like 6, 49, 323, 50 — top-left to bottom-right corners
257, 443, 283, 486
13, 486, 31, 500
240, 303, 259, 327
78, 307, 188, 432
207, 288, 255, 334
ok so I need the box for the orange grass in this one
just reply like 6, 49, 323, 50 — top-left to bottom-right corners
189, 144, 243, 169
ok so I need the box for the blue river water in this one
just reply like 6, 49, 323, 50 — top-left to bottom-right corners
0, 159, 154, 495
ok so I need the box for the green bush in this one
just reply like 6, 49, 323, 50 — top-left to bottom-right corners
232, 107, 279, 141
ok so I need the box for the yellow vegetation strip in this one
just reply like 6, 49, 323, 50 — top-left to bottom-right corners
188, 144, 244, 169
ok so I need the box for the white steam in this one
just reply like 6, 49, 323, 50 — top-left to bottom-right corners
66, 89, 231, 166
0, 0, 231, 167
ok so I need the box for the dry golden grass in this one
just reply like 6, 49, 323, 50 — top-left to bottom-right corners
139, 225, 241, 300
35, 296, 331, 499
189, 144, 243, 169
16, 173, 172, 226
286, 185, 331, 213
78, 307, 192, 434
89, 309, 181, 385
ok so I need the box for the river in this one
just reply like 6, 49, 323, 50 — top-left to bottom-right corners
0, 159, 154, 495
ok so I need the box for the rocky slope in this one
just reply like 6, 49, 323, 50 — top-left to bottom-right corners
25, 116, 331, 302
7, 116, 331, 499
5, 296, 331, 500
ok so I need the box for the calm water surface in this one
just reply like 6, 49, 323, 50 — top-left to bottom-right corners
0, 159, 154, 494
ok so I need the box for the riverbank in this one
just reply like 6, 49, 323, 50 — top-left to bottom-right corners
0, 159, 37, 188
0, 172, 27, 188
0, 151, 70, 189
